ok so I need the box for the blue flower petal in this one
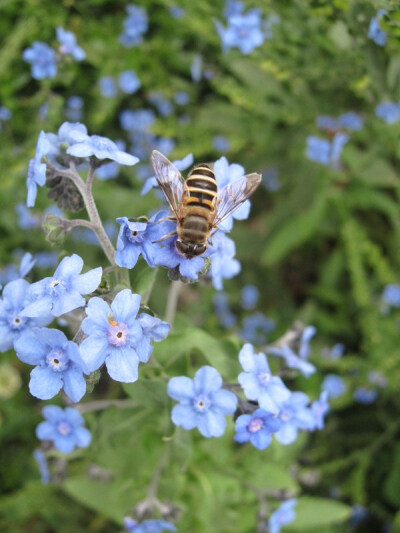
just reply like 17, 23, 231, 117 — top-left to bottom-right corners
171, 404, 197, 430
51, 291, 85, 316
73, 267, 102, 294
62, 367, 86, 402
79, 335, 109, 372
194, 366, 223, 394
105, 346, 139, 382
53, 435, 76, 453
168, 376, 195, 402
14, 331, 48, 365
54, 254, 83, 279
211, 389, 237, 414
36, 420, 56, 440
74, 427, 92, 447
197, 411, 226, 438
111, 289, 140, 323
251, 430, 272, 450
29, 366, 63, 400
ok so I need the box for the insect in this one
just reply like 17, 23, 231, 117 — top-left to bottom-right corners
150, 150, 262, 258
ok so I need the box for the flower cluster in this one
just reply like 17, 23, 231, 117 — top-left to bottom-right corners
120, 4, 148, 47
23, 27, 85, 80
216, 1, 279, 55
99, 70, 141, 98
375, 101, 400, 124
168, 340, 329, 449
368, 9, 387, 46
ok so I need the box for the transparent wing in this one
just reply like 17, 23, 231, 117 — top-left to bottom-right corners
212, 173, 262, 227
151, 150, 188, 218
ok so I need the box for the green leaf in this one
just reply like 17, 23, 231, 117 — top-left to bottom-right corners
384, 443, 400, 506
287, 497, 351, 531
262, 194, 328, 265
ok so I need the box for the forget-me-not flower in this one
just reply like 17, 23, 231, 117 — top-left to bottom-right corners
124, 517, 177, 532
168, 365, 237, 438
241, 285, 259, 310
118, 70, 141, 94
23, 42, 57, 80
309, 390, 329, 430
0, 252, 36, 287
99, 76, 117, 98
26, 131, 50, 207
15, 327, 87, 402
148, 92, 174, 117
115, 210, 174, 269
234, 408, 280, 450
306, 133, 348, 168
56, 27, 86, 61
240, 312, 276, 345
275, 392, 314, 444
375, 102, 400, 124
213, 293, 237, 329
65, 96, 84, 122
80, 289, 169, 382
209, 231, 241, 290
368, 9, 387, 46
322, 374, 346, 399
353, 387, 378, 404
238, 344, 291, 414
338, 112, 363, 131
268, 499, 297, 533
66, 131, 139, 165
216, 9, 265, 54
36, 405, 91, 453
22, 254, 102, 318
382, 283, 400, 307
0, 279, 52, 352
120, 4, 148, 47
214, 156, 251, 231
120, 109, 156, 133
267, 344, 316, 378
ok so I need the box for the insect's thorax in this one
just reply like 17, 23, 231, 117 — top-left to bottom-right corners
179, 164, 217, 243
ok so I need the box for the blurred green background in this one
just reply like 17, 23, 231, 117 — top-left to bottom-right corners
1, 0, 400, 532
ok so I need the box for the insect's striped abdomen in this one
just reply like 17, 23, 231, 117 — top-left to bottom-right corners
185, 165, 217, 211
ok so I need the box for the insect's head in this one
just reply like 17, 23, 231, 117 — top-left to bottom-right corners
176, 240, 207, 257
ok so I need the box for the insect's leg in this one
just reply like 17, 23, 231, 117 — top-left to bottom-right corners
147, 216, 177, 225
152, 231, 178, 244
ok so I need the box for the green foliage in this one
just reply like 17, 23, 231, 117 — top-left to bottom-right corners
1, 0, 400, 531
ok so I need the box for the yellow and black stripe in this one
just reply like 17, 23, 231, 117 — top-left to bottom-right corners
185, 165, 217, 211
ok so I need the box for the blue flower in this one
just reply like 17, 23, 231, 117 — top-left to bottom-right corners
382, 283, 400, 306
99, 76, 117, 98
375, 102, 400, 124
153, 235, 209, 280
322, 342, 345, 360
169, 6, 185, 18
44, 122, 89, 169
26, 130, 50, 207
66, 96, 84, 122
36, 405, 91, 453
316, 115, 339, 131
56, 27, 86, 61
224, 0, 244, 19
15, 327, 87, 402
240, 312, 276, 345
267, 344, 316, 378
309, 391, 329, 430
213, 156, 251, 231
338, 112, 363, 131
148, 92, 174, 117
190, 55, 203, 82
209, 231, 240, 290
120, 4, 148, 47
174, 91, 189, 106
213, 293, 237, 328
0, 252, 36, 287
216, 10, 265, 54
115, 210, 173, 269
66, 131, 139, 165
212, 135, 230, 152
353, 387, 378, 404
33, 449, 50, 484
234, 408, 280, 450
80, 290, 169, 382
23, 42, 57, 80
275, 392, 314, 444
16, 203, 40, 230
241, 285, 259, 310
168, 365, 237, 438
141, 153, 193, 195
120, 109, 156, 132
322, 374, 346, 399
124, 517, 177, 532
0, 106, 12, 121
262, 167, 281, 192
368, 9, 387, 46
306, 134, 348, 168
0, 279, 52, 352
118, 70, 141, 94
34, 252, 59, 269
268, 499, 297, 533
22, 254, 102, 318
238, 344, 291, 414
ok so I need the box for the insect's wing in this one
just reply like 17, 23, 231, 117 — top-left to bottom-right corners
212, 173, 262, 227
151, 150, 188, 218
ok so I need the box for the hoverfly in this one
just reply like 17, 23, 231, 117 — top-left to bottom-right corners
150, 150, 262, 258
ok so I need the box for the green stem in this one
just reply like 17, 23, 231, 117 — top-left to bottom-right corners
165, 280, 182, 325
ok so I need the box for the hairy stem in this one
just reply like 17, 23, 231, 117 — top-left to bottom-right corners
165, 280, 182, 325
